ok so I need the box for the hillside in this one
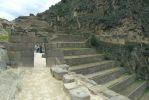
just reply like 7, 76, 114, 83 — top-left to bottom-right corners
37, 0, 149, 43
0, 18, 12, 41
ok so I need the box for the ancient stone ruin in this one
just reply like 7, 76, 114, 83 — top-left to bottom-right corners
0, 0, 149, 100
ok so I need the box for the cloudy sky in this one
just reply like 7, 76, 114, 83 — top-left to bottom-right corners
0, 0, 61, 20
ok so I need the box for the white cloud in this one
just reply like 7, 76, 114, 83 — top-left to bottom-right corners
0, 0, 61, 20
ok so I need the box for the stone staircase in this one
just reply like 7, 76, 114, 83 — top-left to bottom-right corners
52, 34, 149, 100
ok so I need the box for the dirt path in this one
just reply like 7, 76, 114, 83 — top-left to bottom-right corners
15, 53, 70, 100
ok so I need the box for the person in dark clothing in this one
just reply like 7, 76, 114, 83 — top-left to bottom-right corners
39, 45, 42, 53
36, 45, 40, 53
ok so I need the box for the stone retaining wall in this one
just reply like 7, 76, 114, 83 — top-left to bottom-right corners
0, 47, 9, 70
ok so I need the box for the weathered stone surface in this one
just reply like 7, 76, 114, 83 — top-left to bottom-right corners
51, 65, 68, 80
21, 57, 34, 67
109, 96, 130, 100
14, 16, 50, 32
7, 43, 22, 51
9, 35, 21, 43
0, 18, 12, 34
21, 50, 34, 57
45, 43, 65, 66
0, 69, 20, 100
63, 74, 75, 83
69, 87, 90, 100
63, 82, 80, 93
128, 81, 147, 100
21, 34, 36, 43
0, 48, 8, 70
46, 57, 57, 67
45, 43, 57, 50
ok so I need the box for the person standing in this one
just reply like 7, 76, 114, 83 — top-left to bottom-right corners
39, 45, 42, 53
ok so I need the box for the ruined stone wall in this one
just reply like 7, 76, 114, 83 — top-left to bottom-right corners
7, 31, 35, 67
0, 47, 8, 70
90, 35, 149, 80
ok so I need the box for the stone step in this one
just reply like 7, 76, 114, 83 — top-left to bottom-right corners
69, 61, 117, 75
56, 42, 87, 48
64, 54, 104, 66
119, 80, 147, 100
105, 74, 136, 92
52, 34, 86, 42
86, 67, 125, 84
139, 88, 149, 100
62, 48, 96, 56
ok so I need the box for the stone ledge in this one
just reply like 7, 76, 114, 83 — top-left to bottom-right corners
64, 82, 81, 93
62, 73, 130, 100
63, 74, 75, 83
51, 64, 69, 80
69, 87, 90, 100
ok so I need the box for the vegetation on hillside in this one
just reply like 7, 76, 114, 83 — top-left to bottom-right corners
36, 0, 149, 80
0, 34, 9, 41
37, 0, 149, 36
90, 34, 149, 80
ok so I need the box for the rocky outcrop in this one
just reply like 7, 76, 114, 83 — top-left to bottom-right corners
0, 18, 12, 34
14, 16, 51, 32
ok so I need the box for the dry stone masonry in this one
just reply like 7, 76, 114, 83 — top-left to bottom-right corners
50, 34, 149, 100
6, 22, 149, 99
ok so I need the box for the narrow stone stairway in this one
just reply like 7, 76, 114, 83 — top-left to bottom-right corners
53, 34, 148, 100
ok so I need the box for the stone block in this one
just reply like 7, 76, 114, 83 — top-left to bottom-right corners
63, 82, 79, 93
63, 48, 96, 56
55, 64, 69, 70
46, 49, 63, 57
36, 37, 46, 43
51, 66, 68, 80
21, 50, 34, 57
46, 56, 65, 67
128, 82, 147, 100
46, 57, 57, 67
110, 74, 136, 92
7, 51, 21, 66
69, 87, 90, 100
20, 43, 34, 51
63, 74, 75, 83
109, 96, 130, 100
7, 43, 22, 51
21, 57, 34, 67
65, 54, 104, 66
45, 43, 57, 50
9, 35, 21, 43
57, 42, 86, 48
21, 34, 36, 43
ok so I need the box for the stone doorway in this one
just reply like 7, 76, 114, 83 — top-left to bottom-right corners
7, 29, 51, 68
34, 43, 46, 68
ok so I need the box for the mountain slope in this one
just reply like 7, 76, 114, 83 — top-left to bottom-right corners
37, 0, 149, 41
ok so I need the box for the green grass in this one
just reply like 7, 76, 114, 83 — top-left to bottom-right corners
135, 79, 145, 84
0, 34, 9, 41
145, 87, 149, 93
